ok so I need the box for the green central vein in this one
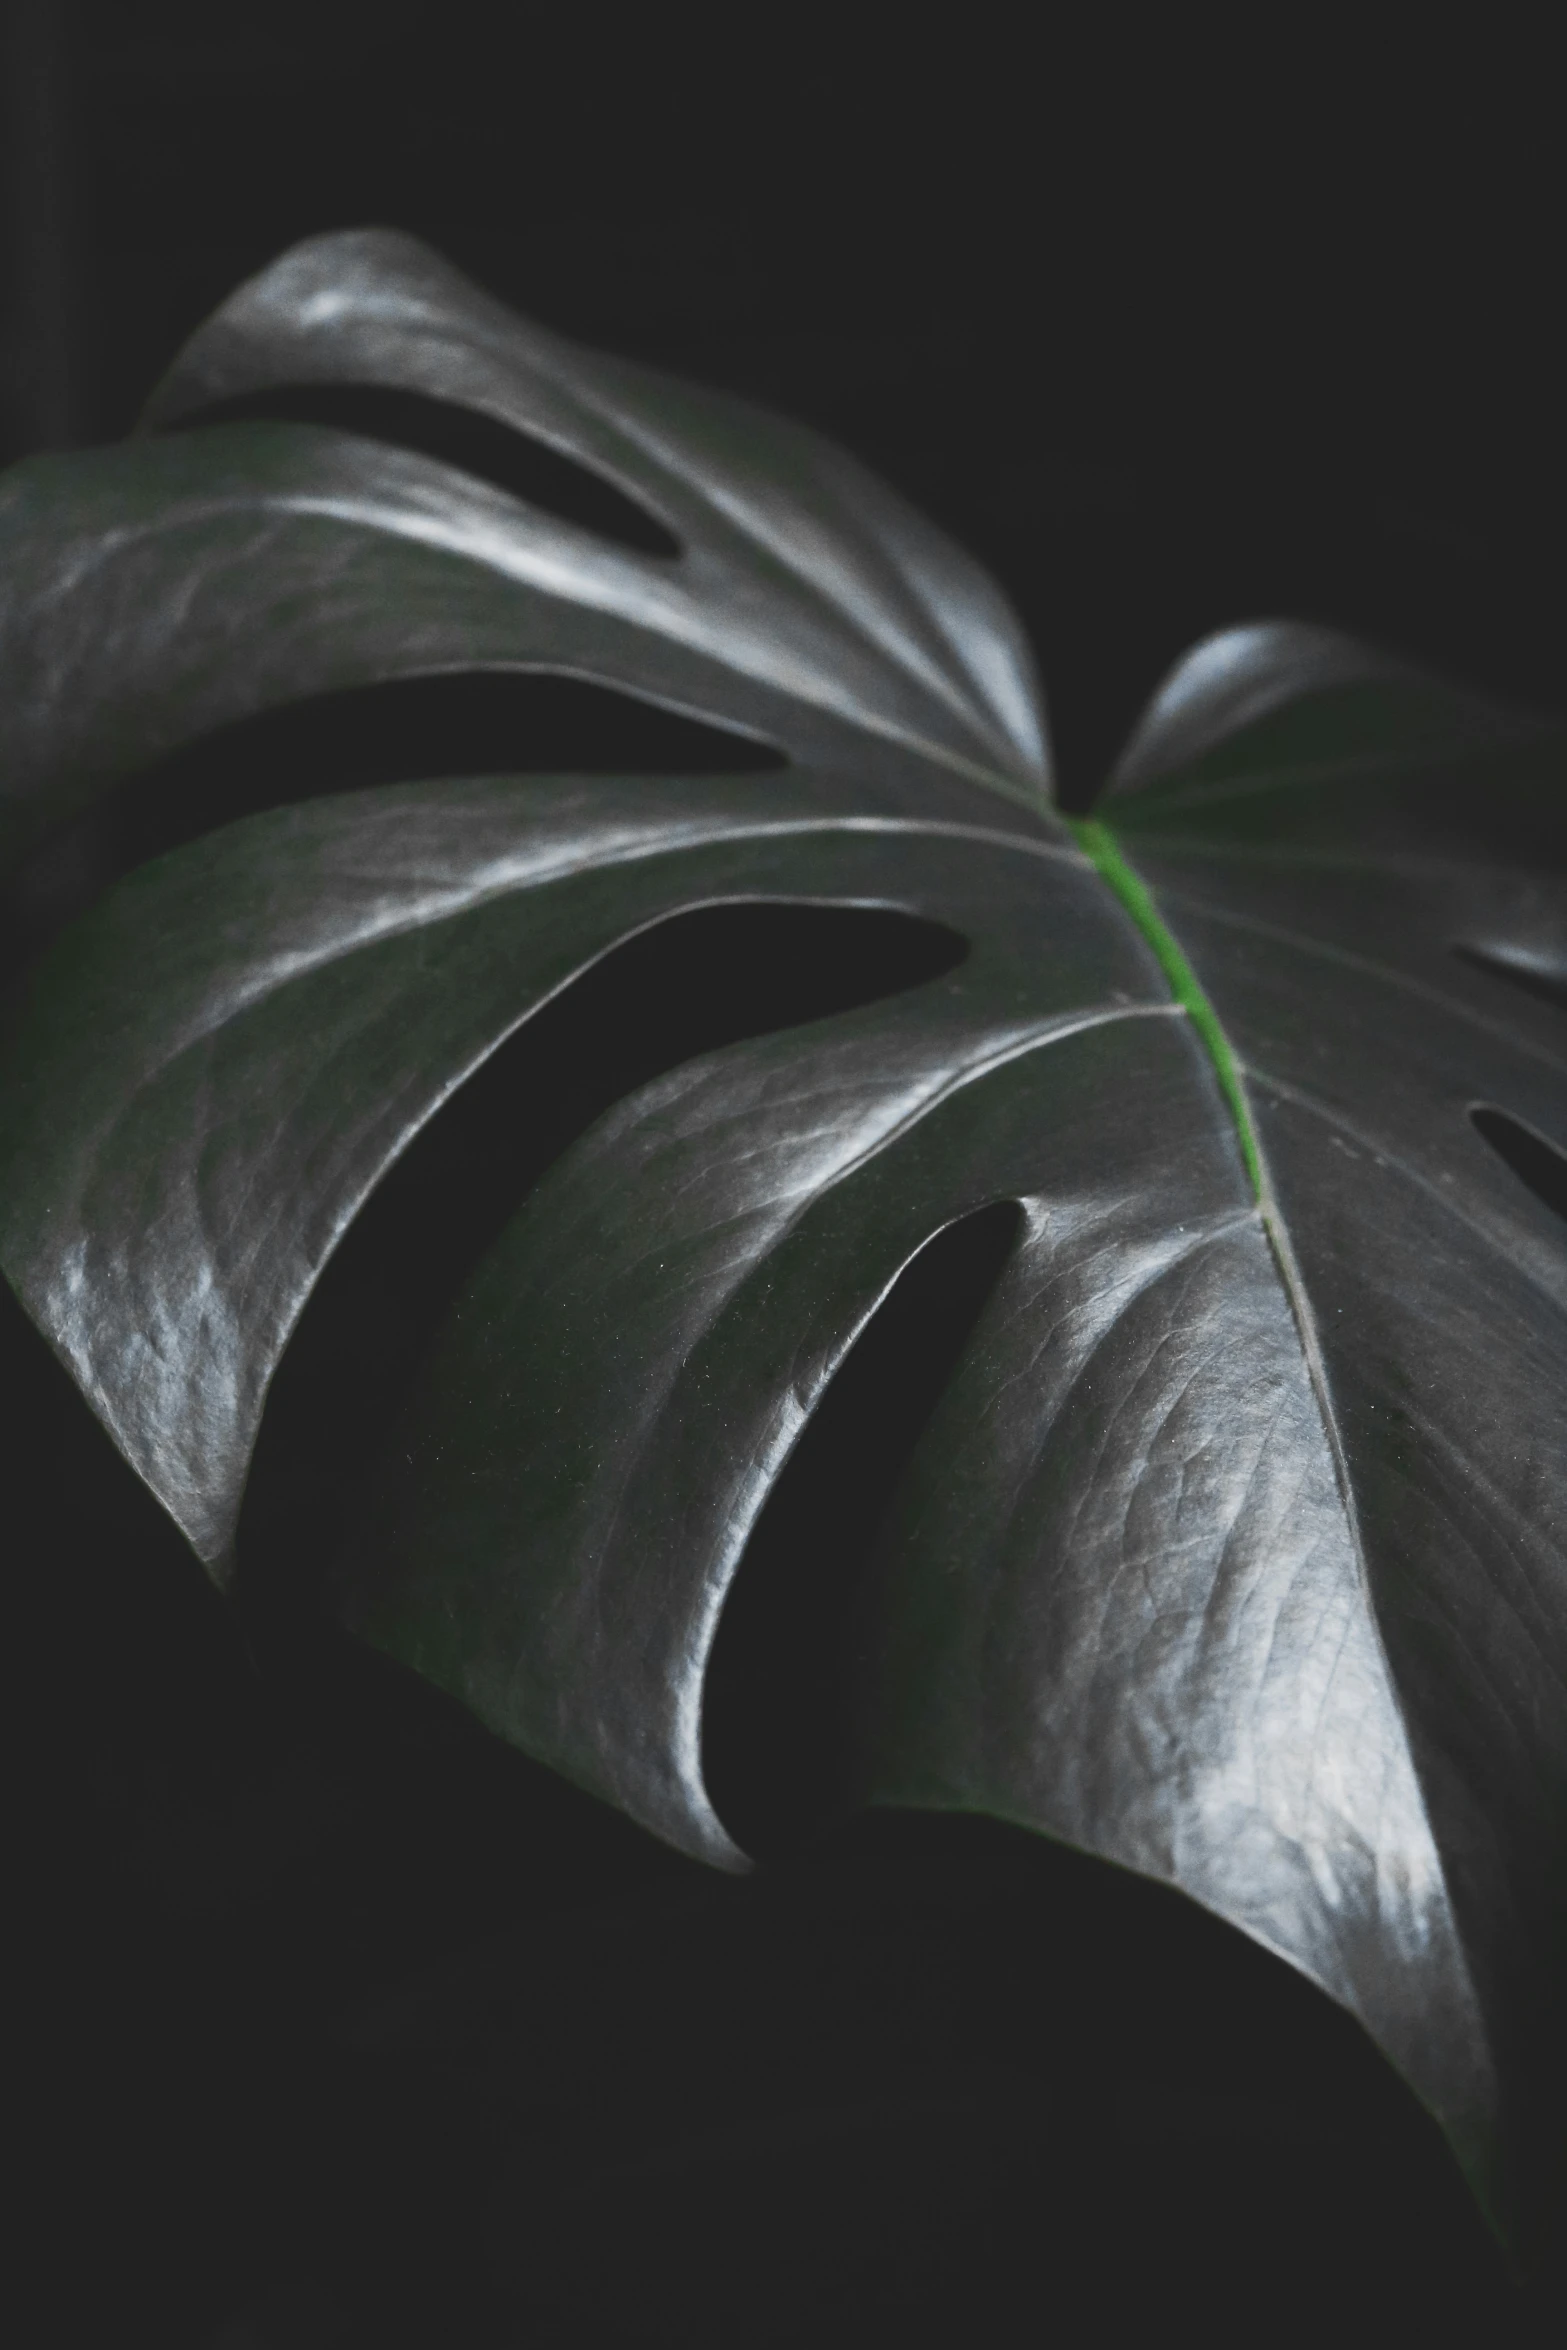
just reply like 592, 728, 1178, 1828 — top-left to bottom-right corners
1067, 816, 1264, 1200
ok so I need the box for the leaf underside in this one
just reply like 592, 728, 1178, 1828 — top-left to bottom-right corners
1, 229, 1563, 2251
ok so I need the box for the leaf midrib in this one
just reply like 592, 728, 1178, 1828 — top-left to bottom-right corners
1118, 881, 1567, 1078
1076, 812, 1493, 2059
1067, 817, 1264, 1199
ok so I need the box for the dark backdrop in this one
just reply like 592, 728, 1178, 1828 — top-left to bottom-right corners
6, 8, 1563, 2344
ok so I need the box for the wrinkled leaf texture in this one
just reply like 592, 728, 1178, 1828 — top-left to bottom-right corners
0, 230, 1563, 2254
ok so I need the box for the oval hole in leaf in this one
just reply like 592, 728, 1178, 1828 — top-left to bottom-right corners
161, 382, 682, 557
237, 901, 970, 1618
700, 1200, 1022, 1863
0, 672, 784, 982
1470, 1104, 1567, 1226
1452, 941, 1567, 1014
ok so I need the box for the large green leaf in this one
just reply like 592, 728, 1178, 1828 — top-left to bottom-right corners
0, 230, 1562, 2252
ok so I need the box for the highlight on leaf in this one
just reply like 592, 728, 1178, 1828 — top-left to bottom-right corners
157, 381, 684, 557
0, 227, 1563, 2280
238, 898, 970, 1617
0, 671, 785, 983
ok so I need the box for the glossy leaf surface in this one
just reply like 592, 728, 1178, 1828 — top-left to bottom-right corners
0, 231, 1562, 2249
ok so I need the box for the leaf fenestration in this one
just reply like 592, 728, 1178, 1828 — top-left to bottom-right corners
1, 236, 1563, 2255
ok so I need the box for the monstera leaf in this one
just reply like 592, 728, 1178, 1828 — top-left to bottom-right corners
1, 229, 1563, 2258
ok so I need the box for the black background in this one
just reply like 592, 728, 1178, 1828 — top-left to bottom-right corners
5, 7, 1565, 2343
